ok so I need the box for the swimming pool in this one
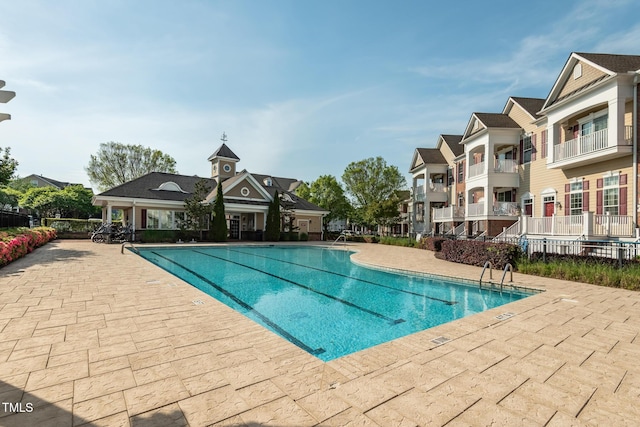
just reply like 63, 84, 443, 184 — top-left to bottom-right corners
137, 245, 534, 361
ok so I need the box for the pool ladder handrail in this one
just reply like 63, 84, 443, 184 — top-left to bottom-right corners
121, 241, 139, 254
500, 263, 514, 292
479, 261, 492, 288
331, 234, 347, 247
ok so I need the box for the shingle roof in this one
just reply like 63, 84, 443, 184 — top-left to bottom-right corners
576, 52, 640, 73
416, 148, 446, 164
510, 97, 545, 119
98, 172, 218, 201
474, 113, 520, 129
440, 135, 464, 156
207, 143, 240, 161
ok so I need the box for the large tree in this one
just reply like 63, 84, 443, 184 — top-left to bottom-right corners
296, 175, 351, 233
18, 185, 100, 219
342, 157, 406, 228
210, 183, 227, 242
265, 190, 281, 241
85, 142, 177, 191
0, 147, 18, 185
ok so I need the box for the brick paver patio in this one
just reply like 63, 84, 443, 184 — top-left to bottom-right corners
1, 239, 639, 426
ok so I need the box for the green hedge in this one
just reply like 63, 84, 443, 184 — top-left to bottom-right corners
42, 218, 103, 232
141, 230, 182, 243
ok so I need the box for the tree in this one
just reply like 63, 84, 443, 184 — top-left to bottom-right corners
0, 147, 18, 185
18, 185, 100, 219
211, 183, 227, 242
296, 175, 352, 233
279, 193, 298, 240
181, 179, 213, 241
342, 157, 406, 229
265, 190, 281, 241
85, 142, 178, 191
0, 186, 21, 210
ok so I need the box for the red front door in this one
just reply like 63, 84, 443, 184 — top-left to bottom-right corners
544, 202, 555, 217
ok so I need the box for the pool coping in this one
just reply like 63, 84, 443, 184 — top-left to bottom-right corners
1, 239, 640, 425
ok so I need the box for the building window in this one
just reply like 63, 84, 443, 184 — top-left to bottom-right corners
223, 164, 231, 173
241, 187, 250, 197
457, 162, 464, 183
145, 210, 186, 230
603, 175, 619, 215
522, 134, 532, 164
570, 181, 583, 216
496, 191, 513, 202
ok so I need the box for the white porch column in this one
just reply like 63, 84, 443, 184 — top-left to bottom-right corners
547, 123, 559, 164
106, 205, 112, 224
132, 202, 136, 234
609, 96, 625, 146
583, 211, 594, 237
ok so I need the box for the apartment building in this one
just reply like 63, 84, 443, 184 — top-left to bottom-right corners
412, 52, 640, 241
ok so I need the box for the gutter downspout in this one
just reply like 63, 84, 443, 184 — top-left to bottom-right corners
634, 72, 639, 236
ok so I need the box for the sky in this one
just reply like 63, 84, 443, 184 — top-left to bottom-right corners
1, 0, 640, 191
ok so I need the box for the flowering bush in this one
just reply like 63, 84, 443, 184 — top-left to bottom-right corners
0, 227, 57, 267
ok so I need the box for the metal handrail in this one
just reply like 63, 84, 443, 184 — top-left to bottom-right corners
500, 263, 513, 291
121, 241, 139, 254
331, 234, 347, 247
479, 261, 492, 288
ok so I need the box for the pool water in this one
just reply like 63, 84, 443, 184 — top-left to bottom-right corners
137, 245, 533, 361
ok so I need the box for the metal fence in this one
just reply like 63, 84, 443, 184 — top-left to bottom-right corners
513, 236, 640, 265
0, 210, 30, 228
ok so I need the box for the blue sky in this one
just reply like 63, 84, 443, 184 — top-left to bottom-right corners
1, 0, 640, 190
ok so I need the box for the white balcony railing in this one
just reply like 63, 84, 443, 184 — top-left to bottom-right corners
554, 128, 608, 162
625, 125, 633, 144
494, 159, 518, 173
468, 202, 484, 217
492, 202, 519, 216
594, 214, 634, 237
468, 162, 485, 179
428, 182, 447, 193
433, 205, 465, 221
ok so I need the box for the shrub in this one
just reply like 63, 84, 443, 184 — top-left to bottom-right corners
438, 240, 521, 270
418, 237, 446, 252
379, 236, 417, 247
299, 232, 308, 241
141, 230, 181, 243
0, 227, 57, 267
42, 218, 102, 233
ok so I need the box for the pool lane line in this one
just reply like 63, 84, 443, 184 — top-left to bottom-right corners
149, 251, 326, 356
225, 247, 458, 306
191, 250, 406, 326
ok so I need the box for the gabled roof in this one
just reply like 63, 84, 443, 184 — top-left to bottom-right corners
97, 172, 217, 202
504, 97, 546, 120
23, 174, 81, 189
462, 113, 520, 142
207, 143, 240, 161
438, 134, 464, 157
542, 52, 640, 111
576, 52, 640, 73
409, 148, 447, 173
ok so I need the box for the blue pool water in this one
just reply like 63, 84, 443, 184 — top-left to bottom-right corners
137, 245, 533, 361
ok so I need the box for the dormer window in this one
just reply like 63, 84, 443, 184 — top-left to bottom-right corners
263, 177, 272, 186
154, 182, 187, 193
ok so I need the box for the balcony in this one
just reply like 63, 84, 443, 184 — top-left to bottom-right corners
468, 162, 485, 179
432, 205, 464, 222
550, 126, 633, 169
493, 159, 518, 173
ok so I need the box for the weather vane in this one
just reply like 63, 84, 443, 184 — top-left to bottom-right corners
221, 132, 228, 143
